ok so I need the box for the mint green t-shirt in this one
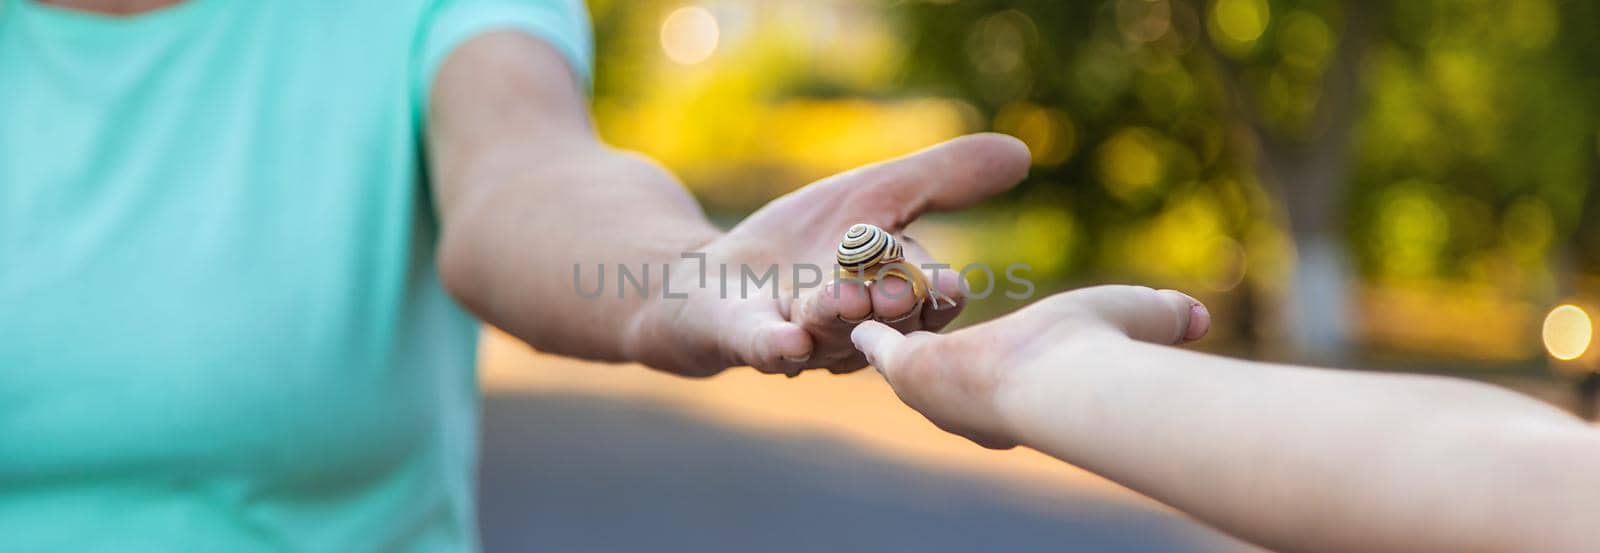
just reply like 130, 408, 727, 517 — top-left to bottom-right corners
0, 0, 591, 550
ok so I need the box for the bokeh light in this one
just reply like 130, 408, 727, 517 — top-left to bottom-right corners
995, 101, 1076, 167
1371, 183, 1449, 280
1543, 305, 1593, 362
660, 5, 720, 65
1096, 127, 1166, 203
1208, 0, 1270, 54
1277, 11, 1331, 70
1115, 0, 1172, 44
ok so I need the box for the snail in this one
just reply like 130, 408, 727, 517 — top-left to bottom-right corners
835, 223, 956, 313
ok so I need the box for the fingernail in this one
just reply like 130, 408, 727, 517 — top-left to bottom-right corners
837, 313, 870, 324
782, 353, 811, 363
1184, 303, 1210, 342
875, 309, 917, 324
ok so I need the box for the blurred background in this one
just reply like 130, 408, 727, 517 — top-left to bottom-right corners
478, 0, 1600, 551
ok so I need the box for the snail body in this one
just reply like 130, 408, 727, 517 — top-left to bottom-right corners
834, 223, 954, 310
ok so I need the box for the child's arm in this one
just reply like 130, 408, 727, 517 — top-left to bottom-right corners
852, 285, 1600, 553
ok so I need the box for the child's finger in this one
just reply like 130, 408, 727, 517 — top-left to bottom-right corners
850, 320, 908, 373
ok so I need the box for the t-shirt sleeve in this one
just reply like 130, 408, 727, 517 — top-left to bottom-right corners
413, 0, 594, 106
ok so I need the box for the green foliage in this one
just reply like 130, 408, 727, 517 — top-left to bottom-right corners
898, 0, 1600, 297
1348, 0, 1600, 288
898, 0, 1281, 291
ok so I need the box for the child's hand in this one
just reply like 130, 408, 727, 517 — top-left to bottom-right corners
850, 285, 1209, 449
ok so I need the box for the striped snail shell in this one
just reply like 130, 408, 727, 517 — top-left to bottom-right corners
836, 223, 903, 271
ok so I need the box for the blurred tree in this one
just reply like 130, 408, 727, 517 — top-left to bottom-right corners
1346, 0, 1600, 362
896, 0, 1600, 363
899, 0, 1301, 354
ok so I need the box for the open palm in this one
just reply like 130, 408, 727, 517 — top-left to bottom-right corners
625, 134, 1030, 376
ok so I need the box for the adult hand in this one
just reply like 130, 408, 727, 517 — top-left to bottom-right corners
849, 285, 1210, 448
623, 133, 1030, 376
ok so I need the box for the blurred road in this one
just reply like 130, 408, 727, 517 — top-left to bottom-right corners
480, 393, 1246, 552
477, 331, 1255, 553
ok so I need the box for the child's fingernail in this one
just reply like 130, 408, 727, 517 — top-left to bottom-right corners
782, 354, 810, 363
1185, 303, 1210, 341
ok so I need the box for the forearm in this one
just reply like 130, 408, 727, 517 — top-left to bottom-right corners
437, 139, 719, 363
1001, 336, 1600, 553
